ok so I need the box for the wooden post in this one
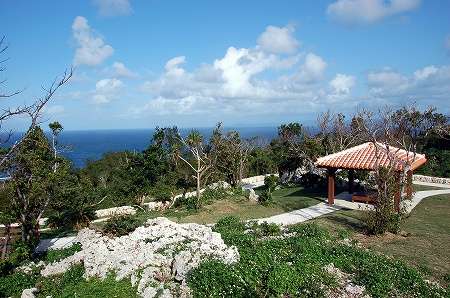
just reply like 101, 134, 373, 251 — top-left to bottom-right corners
406, 170, 413, 199
348, 169, 354, 194
327, 169, 336, 205
394, 173, 401, 213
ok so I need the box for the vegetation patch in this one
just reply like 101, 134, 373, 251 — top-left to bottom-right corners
188, 216, 447, 298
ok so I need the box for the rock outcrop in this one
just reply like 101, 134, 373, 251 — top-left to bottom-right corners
41, 217, 239, 298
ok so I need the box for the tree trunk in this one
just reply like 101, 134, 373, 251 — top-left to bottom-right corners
196, 156, 201, 208
1, 224, 11, 260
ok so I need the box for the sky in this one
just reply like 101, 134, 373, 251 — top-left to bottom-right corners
1, 0, 449, 130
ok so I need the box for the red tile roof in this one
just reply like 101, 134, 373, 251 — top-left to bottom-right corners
315, 142, 426, 171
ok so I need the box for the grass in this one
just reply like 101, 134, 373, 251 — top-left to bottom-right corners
166, 185, 325, 224
189, 217, 446, 297
308, 193, 450, 287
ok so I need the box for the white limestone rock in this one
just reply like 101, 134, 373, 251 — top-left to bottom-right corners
247, 188, 259, 202
40, 217, 239, 297
21, 287, 38, 298
95, 205, 137, 218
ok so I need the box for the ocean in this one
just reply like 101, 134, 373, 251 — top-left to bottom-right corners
3, 127, 278, 168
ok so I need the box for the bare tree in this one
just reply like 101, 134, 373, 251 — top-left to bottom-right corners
177, 130, 214, 208
317, 110, 364, 154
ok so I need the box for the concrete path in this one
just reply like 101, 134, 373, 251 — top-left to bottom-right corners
35, 236, 77, 253
256, 182, 450, 226
256, 202, 341, 225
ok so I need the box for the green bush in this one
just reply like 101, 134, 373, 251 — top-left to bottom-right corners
0, 271, 38, 298
103, 215, 140, 236
0, 259, 14, 277
8, 241, 32, 267
37, 264, 138, 298
201, 185, 229, 204
264, 175, 279, 192
44, 243, 82, 263
258, 189, 273, 205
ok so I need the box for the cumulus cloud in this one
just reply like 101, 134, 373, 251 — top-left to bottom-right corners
327, 0, 421, 24
330, 74, 356, 94
257, 25, 300, 54
92, 0, 132, 17
165, 56, 186, 77
93, 78, 124, 104
367, 65, 450, 107
72, 16, 114, 66
111, 61, 137, 78
298, 53, 327, 82
134, 26, 385, 118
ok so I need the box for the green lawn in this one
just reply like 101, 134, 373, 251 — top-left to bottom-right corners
308, 193, 450, 287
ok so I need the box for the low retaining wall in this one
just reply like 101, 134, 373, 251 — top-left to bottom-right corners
413, 174, 450, 185
241, 174, 278, 185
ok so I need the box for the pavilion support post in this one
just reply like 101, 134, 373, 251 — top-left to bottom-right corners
327, 169, 336, 205
394, 172, 401, 213
348, 169, 354, 194
406, 170, 413, 199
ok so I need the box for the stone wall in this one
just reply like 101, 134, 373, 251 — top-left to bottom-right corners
413, 174, 450, 185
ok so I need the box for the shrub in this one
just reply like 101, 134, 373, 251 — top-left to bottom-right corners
0, 259, 14, 277
299, 172, 327, 188
47, 207, 96, 230
362, 167, 404, 235
37, 264, 138, 298
258, 189, 273, 205
0, 271, 38, 298
8, 241, 32, 267
264, 175, 279, 192
44, 243, 82, 263
201, 185, 229, 204
103, 215, 140, 236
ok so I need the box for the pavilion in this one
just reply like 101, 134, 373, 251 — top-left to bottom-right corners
315, 142, 427, 211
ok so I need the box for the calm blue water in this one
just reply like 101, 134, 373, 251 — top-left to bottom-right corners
3, 127, 278, 168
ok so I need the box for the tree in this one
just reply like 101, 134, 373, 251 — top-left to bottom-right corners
270, 122, 319, 182
356, 105, 449, 234
0, 35, 72, 246
211, 123, 253, 186
4, 127, 71, 245
317, 110, 364, 155
177, 130, 214, 208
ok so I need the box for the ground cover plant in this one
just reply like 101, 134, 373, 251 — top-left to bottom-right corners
310, 193, 450, 289
188, 216, 448, 298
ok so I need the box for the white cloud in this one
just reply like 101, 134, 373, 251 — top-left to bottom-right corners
298, 53, 327, 82
327, 0, 421, 24
165, 56, 186, 77
257, 25, 300, 54
72, 16, 114, 66
135, 20, 344, 118
45, 105, 65, 116
92, 0, 132, 17
93, 78, 124, 104
330, 74, 356, 94
414, 65, 437, 80
367, 65, 450, 107
111, 61, 137, 78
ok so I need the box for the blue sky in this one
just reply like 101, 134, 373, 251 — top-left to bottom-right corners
1, 0, 449, 130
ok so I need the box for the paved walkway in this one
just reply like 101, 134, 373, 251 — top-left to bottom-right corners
256, 181, 450, 226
